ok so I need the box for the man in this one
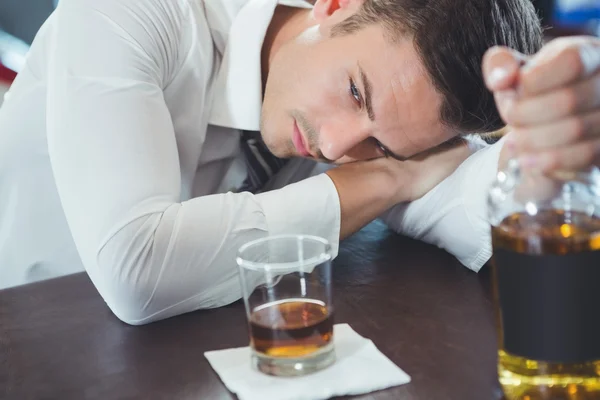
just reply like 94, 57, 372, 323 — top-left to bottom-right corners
0, 0, 543, 324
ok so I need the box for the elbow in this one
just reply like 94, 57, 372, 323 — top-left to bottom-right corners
84, 204, 244, 325
93, 258, 158, 325
100, 279, 155, 326
90, 214, 166, 326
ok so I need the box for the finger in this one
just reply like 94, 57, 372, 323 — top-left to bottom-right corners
502, 130, 518, 160
519, 138, 600, 172
482, 46, 527, 91
520, 37, 600, 97
493, 89, 518, 124
509, 109, 600, 152
514, 172, 562, 205
504, 71, 600, 127
580, 41, 600, 76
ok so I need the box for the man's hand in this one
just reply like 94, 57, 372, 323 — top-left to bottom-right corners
326, 138, 471, 239
483, 36, 600, 172
378, 138, 473, 203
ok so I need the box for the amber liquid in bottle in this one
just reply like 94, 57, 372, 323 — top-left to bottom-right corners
492, 209, 600, 399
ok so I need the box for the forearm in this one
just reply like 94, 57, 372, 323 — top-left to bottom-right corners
84, 174, 341, 325
326, 159, 406, 239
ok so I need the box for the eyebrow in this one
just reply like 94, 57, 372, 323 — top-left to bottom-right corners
358, 63, 410, 161
358, 64, 375, 122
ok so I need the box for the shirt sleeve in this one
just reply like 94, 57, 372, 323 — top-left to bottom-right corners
46, 0, 340, 325
380, 137, 507, 272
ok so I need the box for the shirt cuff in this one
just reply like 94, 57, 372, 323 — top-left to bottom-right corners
256, 173, 341, 258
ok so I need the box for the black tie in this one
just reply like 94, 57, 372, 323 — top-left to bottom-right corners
239, 130, 288, 193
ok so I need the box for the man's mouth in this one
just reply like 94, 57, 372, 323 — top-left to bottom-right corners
292, 119, 311, 157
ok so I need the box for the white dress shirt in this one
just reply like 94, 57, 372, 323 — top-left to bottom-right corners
0, 83, 7, 107
0, 0, 503, 324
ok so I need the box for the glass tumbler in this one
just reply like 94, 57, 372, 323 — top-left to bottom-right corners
237, 234, 335, 376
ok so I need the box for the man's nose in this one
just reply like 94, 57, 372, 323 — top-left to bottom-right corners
318, 119, 371, 161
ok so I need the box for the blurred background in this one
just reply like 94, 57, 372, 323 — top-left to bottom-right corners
546, 0, 600, 35
0, 0, 599, 106
0, 0, 58, 44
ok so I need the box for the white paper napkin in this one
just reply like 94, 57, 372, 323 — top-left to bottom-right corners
204, 323, 411, 400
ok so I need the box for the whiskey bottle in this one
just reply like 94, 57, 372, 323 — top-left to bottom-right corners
488, 160, 600, 400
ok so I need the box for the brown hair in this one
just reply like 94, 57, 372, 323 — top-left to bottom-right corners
332, 0, 544, 134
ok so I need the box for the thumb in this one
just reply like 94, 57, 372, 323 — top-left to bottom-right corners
482, 46, 529, 92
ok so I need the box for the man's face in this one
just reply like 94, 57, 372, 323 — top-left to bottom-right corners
261, 6, 456, 164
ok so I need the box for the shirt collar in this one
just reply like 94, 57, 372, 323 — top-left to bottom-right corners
207, 0, 312, 131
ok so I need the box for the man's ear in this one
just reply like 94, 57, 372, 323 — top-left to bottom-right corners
312, 0, 360, 24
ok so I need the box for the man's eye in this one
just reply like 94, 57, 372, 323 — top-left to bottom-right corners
349, 79, 361, 104
374, 139, 390, 158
